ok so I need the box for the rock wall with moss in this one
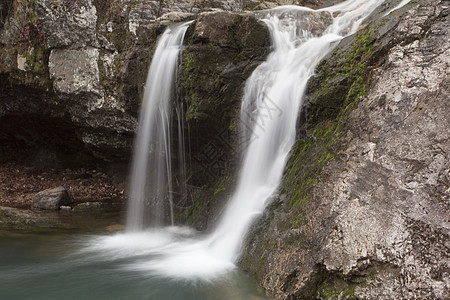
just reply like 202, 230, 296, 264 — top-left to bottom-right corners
0, 0, 273, 227
1, 0, 448, 298
0, 0, 248, 167
172, 10, 271, 228
239, 0, 449, 299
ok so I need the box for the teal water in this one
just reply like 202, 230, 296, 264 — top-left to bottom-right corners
0, 231, 270, 300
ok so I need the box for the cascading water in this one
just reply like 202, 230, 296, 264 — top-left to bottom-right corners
91, 0, 388, 280
126, 23, 191, 231
384, 0, 412, 16
208, 0, 385, 264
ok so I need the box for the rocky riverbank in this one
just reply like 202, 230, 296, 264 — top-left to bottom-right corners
0, 0, 448, 298
0, 162, 125, 230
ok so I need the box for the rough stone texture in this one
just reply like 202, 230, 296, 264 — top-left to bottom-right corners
0, 0, 339, 166
0, 206, 60, 229
49, 48, 101, 95
31, 186, 73, 210
243, 0, 341, 10
240, 0, 450, 299
175, 10, 271, 228
0, 0, 255, 166
37, 0, 99, 49
73, 201, 102, 212
0, 0, 272, 231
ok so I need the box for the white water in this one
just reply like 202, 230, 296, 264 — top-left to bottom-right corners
99, 0, 389, 280
383, 0, 412, 16
126, 23, 191, 231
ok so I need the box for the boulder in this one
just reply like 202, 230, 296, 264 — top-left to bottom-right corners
31, 186, 73, 210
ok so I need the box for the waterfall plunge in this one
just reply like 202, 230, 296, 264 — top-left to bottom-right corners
126, 23, 190, 231
100, 0, 387, 280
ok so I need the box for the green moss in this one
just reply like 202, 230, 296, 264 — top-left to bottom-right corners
308, 27, 376, 125
182, 52, 202, 121
186, 92, 199, 121
213, 182, 225, 196
279, 25, 382, 230
317, 277, 359, 299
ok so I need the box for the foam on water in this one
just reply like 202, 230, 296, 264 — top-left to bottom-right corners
88, 0, 395, 280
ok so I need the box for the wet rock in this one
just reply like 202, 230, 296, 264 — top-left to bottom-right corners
105, 224, 126, 231
0, 0, 255, 166
176, 11, 270, 227
36, 0, 98, 49
240, 0, 450, 298
73, 201, 102, 212
31, 186, 73, 210
243, 0, 341, 11
0, 206, 59, 229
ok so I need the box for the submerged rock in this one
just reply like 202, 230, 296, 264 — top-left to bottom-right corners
73, 201, 102, 212
31, 186, 73, 210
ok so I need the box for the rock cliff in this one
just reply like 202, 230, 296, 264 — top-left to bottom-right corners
0, 0, 448, 299
240, 0, 449, 298
0, 0, 247, 167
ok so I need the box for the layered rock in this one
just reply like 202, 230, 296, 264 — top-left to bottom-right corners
175, 10, 271, 227
0, 0, 271, 228
240, 0, 449, 298
0, 0, 247, 167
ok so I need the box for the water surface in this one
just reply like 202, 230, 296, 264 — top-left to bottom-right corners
0, 231, 269, 300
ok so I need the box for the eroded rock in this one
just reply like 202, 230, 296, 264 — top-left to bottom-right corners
177, 11, 271, 227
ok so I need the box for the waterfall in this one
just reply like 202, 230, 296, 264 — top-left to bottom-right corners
207, 0, 385, 263
384, 0, 412, 16
126, 22, 191, 231
96, 0, 387, 279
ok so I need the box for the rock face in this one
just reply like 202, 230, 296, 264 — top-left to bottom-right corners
240, 0, 449, 299
1, 0, 448, 298
0, 0, 339, 167
0, 0, 271, 225
0, 0, 248, 167
175, 10, 271, 228
32, 186, 73, 210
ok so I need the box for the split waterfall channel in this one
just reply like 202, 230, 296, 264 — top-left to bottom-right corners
0, 1, 409, 299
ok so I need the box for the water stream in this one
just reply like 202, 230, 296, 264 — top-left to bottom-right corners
119, 0, 386, 279
0, 1, 394, 298
126, 22, 191, 231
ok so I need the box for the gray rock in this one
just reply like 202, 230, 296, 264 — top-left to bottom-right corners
73, 202, 102, 212
240, 0, 450, 299
31, 186, 73, 210
36, 0, 98, 49
49, 48, 101, 95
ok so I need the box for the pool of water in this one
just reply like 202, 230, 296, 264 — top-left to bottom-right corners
0, 230, 270, 300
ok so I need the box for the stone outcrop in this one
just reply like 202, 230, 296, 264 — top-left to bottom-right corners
0, 0, 338, 167
31, 186, 73, 210
175, 10, 271, 228
0, 0, 271, 227
1, 0, 448, 298
240, 0, 449, 299
0, 0, 247, 167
